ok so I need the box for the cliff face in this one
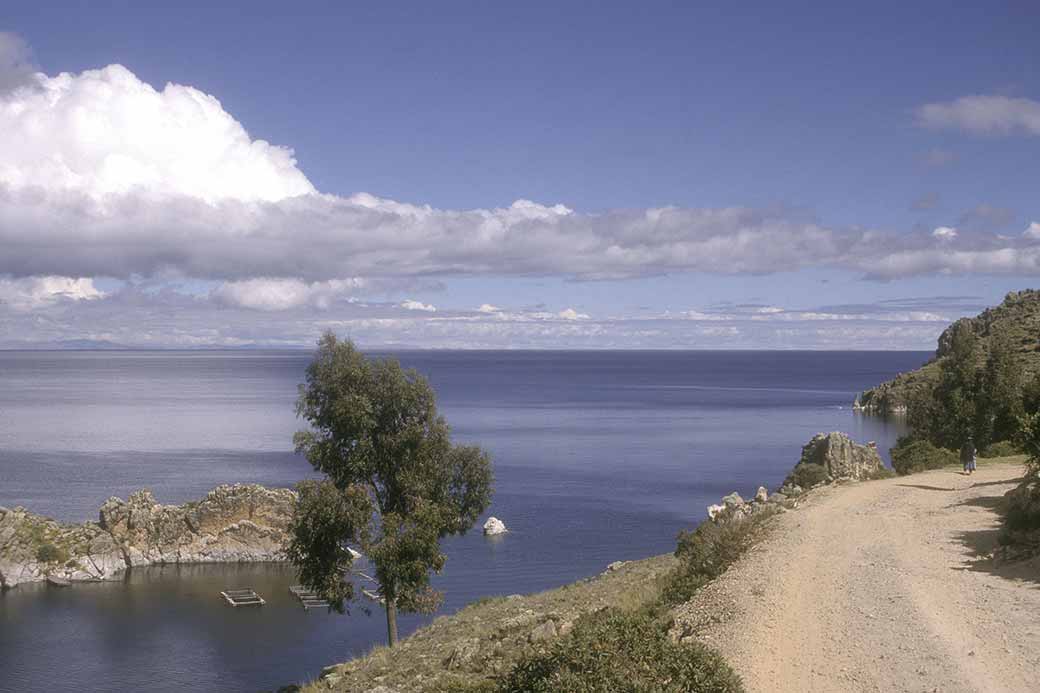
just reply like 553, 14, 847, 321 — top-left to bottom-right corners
0, 484, 296, 589
857, 290, 1040, 416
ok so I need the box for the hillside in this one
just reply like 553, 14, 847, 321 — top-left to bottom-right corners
856, 289, 1040, 415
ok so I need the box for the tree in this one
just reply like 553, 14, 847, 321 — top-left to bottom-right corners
909, 321, 983, 449
980, 327, 1024, 445
287, 332, 493, 646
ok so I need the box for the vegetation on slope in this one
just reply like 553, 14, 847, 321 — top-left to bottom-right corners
858, 290, 1040, 416
297, 505, 790, 692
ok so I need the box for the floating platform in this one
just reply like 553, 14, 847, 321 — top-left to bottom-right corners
289, 584, 330, 610
362, 588, 385, 605
220, 588, 265, 607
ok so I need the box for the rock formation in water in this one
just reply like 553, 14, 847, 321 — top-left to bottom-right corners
483, 516, 508, 535
0, 484, 296, 589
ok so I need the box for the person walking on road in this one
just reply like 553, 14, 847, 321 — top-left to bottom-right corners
961, 440, 977, 475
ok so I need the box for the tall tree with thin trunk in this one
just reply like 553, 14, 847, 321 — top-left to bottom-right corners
287, 332, 493, 646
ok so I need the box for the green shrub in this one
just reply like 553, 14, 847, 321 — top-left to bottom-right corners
1003, 478, 1040, 533
783, 462, 829, 489
35, 542, 68, 564
980, 440, 1022, 458
499, 607, 743, 693
661, 509, 777, 605
890, 437, 958, 475
866, 466, 897, 480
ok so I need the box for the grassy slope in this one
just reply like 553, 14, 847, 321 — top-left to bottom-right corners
301, 555, 677, 692
858, 289, 1040, 415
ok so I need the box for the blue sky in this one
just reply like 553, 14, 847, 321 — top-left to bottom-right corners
0, 1, 1037, 348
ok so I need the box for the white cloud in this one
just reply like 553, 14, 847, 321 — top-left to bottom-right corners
213, 277, 364, 311
0, 276, 103, 311
916, 95, 1040, 136
0, 55, 1039, 300
0, 64, 313, 202
400, 299, 436, 312
1023, 222, 1040, 240
556, 308, 590, 320
932, 226, 958, 241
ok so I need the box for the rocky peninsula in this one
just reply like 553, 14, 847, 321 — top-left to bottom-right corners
0, 484, 295, 589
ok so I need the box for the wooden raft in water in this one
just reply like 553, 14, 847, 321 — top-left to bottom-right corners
220, 588, 265, 607
289, 584, 330, 610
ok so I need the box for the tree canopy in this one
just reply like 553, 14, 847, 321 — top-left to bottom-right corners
287, 332, 493, 645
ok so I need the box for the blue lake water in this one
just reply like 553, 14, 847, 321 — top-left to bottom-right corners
0, 349, 923, 692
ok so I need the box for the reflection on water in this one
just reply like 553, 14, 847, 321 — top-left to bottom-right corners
0, 564, 423, 692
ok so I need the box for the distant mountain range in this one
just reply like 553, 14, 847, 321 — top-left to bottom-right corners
857, 289, 1040, 415
1, 339, 309, 351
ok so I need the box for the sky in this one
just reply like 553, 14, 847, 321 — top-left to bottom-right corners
0, 1, 1038, 349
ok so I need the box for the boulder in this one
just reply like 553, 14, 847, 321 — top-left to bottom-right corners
528, 619, 559, 643
483, 516, 508, 536
754, 486, 769, 503
798, 432, 883, 481
721, 492, 744, 508
708, 492, 753, 525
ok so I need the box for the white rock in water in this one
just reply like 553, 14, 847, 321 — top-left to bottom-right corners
483, 516, 508, 535
755, 486, 769, 503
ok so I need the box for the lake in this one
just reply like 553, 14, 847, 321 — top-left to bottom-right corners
0, 349, 921, 692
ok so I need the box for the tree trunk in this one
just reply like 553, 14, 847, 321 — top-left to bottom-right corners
385, 598, 399, 647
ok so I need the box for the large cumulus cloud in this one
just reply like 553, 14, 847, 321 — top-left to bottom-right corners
0, 61, 1037, 287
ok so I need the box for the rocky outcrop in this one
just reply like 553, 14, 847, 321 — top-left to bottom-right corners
705, 433, 885, 526
707, 488, 787, 525
0, 484, 296, 589
797, 432, 883, 481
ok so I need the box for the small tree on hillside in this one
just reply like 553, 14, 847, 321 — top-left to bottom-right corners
287, 333, 493, 646
910, 321, 985, 449
981, 327, 1025, 445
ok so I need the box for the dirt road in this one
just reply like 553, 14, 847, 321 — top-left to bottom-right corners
672, 462, 1040, 693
